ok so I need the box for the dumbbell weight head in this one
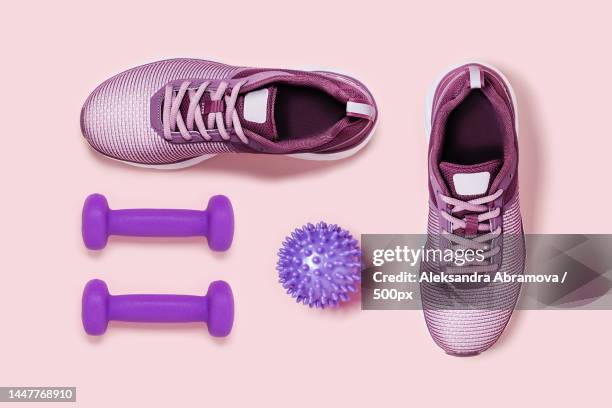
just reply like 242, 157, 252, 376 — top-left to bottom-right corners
205, 195, 234, 252
205, 280, 234, 337
82, 194, 110, 250
82, 279, 110, 335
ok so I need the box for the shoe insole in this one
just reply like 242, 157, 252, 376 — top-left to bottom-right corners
275, 85, 345, 140
441, 90, 504, 164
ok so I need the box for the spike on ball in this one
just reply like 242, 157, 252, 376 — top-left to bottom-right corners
276, 222, 361, 308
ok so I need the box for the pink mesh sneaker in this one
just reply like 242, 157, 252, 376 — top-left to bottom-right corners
81, 59, 377, 168
422, 63, 525, 356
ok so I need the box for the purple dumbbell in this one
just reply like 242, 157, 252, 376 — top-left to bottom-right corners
82, 279, 234, 337
82, 194, 234, 251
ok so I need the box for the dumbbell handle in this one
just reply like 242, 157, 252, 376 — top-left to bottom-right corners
108, 294, 208, 322
108, 209, 208, 237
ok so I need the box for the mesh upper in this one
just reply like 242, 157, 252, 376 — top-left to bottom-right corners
81, 59, 244, 165
421, 195, 524, 355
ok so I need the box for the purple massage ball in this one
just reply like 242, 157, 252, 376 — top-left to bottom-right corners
277, 222, 361, 308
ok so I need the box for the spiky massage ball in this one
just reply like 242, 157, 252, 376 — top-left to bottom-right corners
277, 222, 361, 308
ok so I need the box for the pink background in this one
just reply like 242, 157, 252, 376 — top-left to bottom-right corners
2, 0, 610, 406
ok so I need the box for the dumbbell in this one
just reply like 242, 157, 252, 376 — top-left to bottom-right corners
82, 279, 234, 337
82, 194, 234, 251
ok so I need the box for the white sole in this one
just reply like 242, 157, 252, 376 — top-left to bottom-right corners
112, 154, 217, 170
425, 61, 519, 141
114, 67, 377, 170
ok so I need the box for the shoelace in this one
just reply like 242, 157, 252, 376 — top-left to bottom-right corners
162, 80, 249, 143
439, 189, 503, 274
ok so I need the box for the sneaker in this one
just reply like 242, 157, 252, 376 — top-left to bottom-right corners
80, 58, 377, 168
421, 62, 525, 356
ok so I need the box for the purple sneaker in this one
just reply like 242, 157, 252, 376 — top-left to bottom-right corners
422, 62, 525, 356
81, 58, 377, 168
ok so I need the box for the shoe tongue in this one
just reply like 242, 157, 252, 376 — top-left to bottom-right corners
439, 159, 502, 199
236, 85, 279, 140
